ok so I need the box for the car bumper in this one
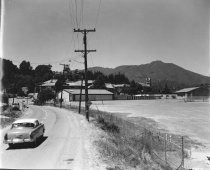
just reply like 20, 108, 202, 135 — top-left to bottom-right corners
4, 138, 33, 144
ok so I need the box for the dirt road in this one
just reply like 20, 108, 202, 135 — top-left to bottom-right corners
0, 105, 103, 169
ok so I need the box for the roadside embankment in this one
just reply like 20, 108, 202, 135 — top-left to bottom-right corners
59, 104, 181, 170
0, 106, 23, 128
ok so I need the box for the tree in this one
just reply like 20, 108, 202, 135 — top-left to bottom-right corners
37, 88, 55, 105
108, 74, 115, 84
19, 60, 32, 75
92, 75, 106, 89
13, 74, 34, 96
55, 76, 65, 93
162, 83, 171, 94
87, 70, 94, 80
112, 73, 130, 84
129, 80, 138, 95
34, 65, 53, 83
1, 93, 9, 104
1, 59, 19, 89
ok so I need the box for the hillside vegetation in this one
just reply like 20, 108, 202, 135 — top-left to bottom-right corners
89, 60, 210, 89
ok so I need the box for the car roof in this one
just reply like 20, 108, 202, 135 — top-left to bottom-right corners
13, 118, 38, 124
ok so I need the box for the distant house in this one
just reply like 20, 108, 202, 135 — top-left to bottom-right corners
66, 80, 94, 89
138, 82, 150, 87
58, 89, 114, 102
175, 86, 210, 100
38, 79, 58, 91
28, 93, 38, 99
39, 79, 95, 91
113, 84, 130, 94
105, 83, 115, 89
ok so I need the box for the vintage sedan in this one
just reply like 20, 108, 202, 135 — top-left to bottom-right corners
3, 118, 45, 148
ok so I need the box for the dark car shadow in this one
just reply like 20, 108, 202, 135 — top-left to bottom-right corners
6, 136, 48, 150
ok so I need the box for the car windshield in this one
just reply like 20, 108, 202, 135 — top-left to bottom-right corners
12, 123, 35, 128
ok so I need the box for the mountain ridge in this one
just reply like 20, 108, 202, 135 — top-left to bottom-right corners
88, 60, 210, 87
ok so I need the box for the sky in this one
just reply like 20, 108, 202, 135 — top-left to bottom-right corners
1, 0, 210, 76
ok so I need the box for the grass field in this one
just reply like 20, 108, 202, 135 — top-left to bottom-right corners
70, 99, 210, 169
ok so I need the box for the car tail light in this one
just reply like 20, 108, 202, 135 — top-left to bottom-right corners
4, 134, 8, 140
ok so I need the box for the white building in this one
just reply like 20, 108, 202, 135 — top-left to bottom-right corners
58, 89, 114, 102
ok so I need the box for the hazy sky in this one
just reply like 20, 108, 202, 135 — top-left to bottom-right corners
1, 0, 210, 76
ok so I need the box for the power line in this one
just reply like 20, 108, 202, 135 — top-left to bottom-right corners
95, 0, 102, 29
71, 59, 84, 64
68, 0, 76, 27
89, 53, 95, 68
74, 0, 79, 28
79, 0, 84, 28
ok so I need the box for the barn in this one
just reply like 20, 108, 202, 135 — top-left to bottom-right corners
175, 86, 210, 101
59, 89, 114, 102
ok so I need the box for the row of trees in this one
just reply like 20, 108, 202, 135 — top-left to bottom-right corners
2, 59, 173, 98
2, 59, 53, 96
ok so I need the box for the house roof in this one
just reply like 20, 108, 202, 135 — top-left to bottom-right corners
105, 83, 115, 89
39, 79, 58, 87
66, 80, 94, 87
114, 84, 130, 88
64, 89, 113, 95
138, 82, 150, 87
175, 87, 199, 93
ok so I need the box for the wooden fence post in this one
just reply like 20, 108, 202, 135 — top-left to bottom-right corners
165, 134, 167, 166
182, 136, 184, 168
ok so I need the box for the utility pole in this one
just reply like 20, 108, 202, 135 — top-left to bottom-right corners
74, 28, 96, 121
59, 63, 70, 108
79, 76, 83, 113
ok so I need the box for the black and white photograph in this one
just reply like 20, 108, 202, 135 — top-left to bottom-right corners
0, 0, 210, 169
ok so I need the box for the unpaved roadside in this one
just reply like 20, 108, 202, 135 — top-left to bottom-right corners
0, 105, 107, 169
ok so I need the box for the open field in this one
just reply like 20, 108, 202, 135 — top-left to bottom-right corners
70, 99, 210, 169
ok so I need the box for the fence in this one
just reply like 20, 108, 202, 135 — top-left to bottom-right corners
51, 102, 189, 170
92, 108, 189, 170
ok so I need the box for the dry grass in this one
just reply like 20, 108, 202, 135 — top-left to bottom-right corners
94, 116, 167, 170
53, 103, 191, 170
0, 106, 22, 128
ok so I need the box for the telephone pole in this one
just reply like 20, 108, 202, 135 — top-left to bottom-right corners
59, 63, 70, 108
74, 28, 96, 121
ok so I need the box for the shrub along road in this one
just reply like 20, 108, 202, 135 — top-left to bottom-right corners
0, 105, 103, 169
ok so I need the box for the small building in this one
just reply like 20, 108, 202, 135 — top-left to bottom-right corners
66, 80, 94, 89
113, 84, 130, 94
28, 93, 38, 99
38, 79, 58, 91
58, 89, 114, 102
175, 86, 210, 100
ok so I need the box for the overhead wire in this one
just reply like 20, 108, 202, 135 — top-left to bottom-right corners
3, 0, 88, 70
68, 0, 76, 28
79, 0, 84, 28
89, 53, 96, 68
95, 0, 102, 29
74, 0, 79, 28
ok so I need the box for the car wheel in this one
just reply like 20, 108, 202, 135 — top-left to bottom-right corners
32, 139, 37, 147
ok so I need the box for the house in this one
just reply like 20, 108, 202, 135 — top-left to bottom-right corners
39, 79, 95, 91
28, 93, 38, 99
38, 79, 58, 91
175, 86, 210, 101
66, 80, 94, 89
113, 84, 130, 94
58, 89, 114, 102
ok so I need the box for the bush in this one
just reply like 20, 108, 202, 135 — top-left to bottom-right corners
1, 93, 9, 104
36, 88, 55, 105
